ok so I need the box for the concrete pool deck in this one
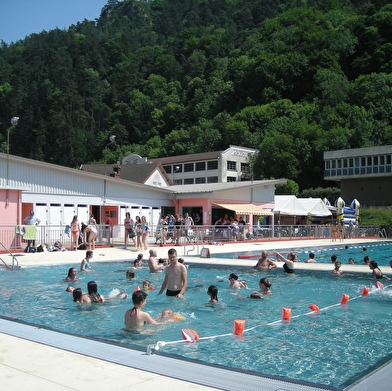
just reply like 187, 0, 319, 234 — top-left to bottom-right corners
1, 237, 391, 391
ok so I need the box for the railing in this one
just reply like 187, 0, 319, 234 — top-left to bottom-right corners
0, 239, 19, 269
379, 228, 388, 240
0, 224, 382, 252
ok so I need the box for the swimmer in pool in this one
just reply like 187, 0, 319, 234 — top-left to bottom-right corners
331, 261, 342, 276
276, 252, 295, 273
228, 273, 247, 289
142, 280, 155, 291
369, 261, 391, 280
156, 309, 185, 322
80, 250, 93, 271
207, 285, 219, 303
304, 252, 316, 263
124, 290, 160, 328
254, 251, 277, 270
158, 248, 187, 298
64, 267, 79, 281
249, 277, 271, 299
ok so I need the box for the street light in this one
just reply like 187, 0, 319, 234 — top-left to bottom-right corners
173, 165, 180, 185
104, 135, 116, 176
6, 116, 19, 186
5, 116, 19, 207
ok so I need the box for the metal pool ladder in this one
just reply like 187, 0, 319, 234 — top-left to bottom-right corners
0, 241, 20, 270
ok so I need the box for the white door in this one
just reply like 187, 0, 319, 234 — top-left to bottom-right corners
77, 204, 90, 225
49, 204, 62, 225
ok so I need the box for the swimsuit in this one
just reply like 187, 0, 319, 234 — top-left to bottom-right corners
166, 289, 181, 296
72, 230, 79, 235
89, 293, 103, 303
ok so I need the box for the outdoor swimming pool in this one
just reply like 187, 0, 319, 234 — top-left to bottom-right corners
1, 249, 392, 389
215, 241, 392, 265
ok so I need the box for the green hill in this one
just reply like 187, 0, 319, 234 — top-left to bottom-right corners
1, 0, 391, 191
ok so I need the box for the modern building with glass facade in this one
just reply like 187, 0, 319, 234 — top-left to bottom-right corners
324, 145, 392, 206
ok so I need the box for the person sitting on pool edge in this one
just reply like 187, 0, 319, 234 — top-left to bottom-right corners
124, 290, 160, 328
276, 252, 295, 273
228, 273, 247, 289
249, 277, 272, 299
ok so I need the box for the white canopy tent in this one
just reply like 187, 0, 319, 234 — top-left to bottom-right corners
297, 198, 332, 217
273, 195, 308, 216
274, 196, 332, 217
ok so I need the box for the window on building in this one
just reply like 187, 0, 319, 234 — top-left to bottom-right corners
332, 160, 336, 169
367, 156, 372, 166
184, 178, 194, 185
373, 156, 378, 165
349, 158, 354, 167
380, 156, 385, 165
173, 179, 182, 185
240, 163, 249, 172
207, 161, 218, 170
387, 155, 392, 165
227, 161, 236, 170
207, 176, 218, 183
361, 157, 366, 166
164, 165, 171, 174
227, 176, 237, 182
195, 162, 205, 171
325, 161, 331, 169
337, 159, 342, 168
173, 165, 182, 173
195, 177, 206, 184
184, 163, 194, 172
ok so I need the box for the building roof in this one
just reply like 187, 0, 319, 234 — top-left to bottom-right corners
149, 150, 223, 165
149, 145, 258, 166
80, 162, 171, 184
169, 179, 286, 194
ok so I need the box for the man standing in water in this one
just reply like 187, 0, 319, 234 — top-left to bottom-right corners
158, 248, 187, 298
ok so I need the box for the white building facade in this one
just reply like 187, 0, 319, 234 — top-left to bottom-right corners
150, 145, 258, 185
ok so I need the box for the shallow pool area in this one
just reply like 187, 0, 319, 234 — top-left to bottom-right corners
1, 252, 392, 389
213, 241, 392, 265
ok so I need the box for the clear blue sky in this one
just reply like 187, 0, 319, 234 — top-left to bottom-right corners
0, 0, 108, 44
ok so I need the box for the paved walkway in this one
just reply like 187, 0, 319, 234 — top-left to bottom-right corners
1, 237, 391, 390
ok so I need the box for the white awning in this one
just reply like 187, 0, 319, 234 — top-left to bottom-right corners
213, 202, 273, 216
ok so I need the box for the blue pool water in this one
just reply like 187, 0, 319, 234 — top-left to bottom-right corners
1, 247, 392, 388
214, 241, 392, 265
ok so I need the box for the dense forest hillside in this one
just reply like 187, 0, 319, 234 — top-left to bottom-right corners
0, 0, 391, 191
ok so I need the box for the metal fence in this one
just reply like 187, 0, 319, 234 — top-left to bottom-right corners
0, 224, 383, 251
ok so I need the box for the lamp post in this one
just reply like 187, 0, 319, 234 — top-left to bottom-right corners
173, 165, 180, 185
5, 116, 19, 207
102, 135, 116, 224
6, 116, 19, 186
104, 135, 116, 176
